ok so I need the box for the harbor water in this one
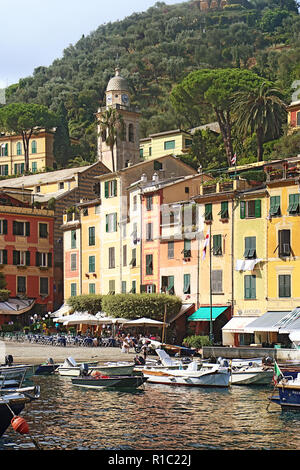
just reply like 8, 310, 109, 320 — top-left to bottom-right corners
1, 374, 300, 451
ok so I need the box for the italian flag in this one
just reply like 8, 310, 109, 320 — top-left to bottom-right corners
273, 361, 283, 385
202, 233, 209, 260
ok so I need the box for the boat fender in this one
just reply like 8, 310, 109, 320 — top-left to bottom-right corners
100, 375, 109, 379
11, 416, 29, 435
91, 370, 102, 378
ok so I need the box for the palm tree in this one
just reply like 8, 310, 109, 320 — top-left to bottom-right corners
98, 108, 125, 172
232, 82, 287, 162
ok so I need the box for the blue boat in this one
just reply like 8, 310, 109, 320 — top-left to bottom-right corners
269, 373, 300, 411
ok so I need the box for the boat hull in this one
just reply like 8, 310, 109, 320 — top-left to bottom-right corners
0, 400, 25, 437
71, 375, 147, 389
231, 369, 274, 385
270, 384, 300, 411
0, 365, 35, 381
143, 369, 230, 387
58, 364, 134, 377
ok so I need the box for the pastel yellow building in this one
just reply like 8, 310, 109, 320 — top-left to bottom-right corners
0, 130, 56, 176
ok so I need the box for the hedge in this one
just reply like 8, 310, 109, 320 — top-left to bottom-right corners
102, 294, 182, 321
183, 335, 211, 348
67, 294, 103, 315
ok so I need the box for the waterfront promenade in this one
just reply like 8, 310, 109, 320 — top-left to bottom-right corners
0, 340, 137, 365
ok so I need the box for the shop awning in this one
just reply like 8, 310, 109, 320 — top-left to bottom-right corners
243, 311, 290, 333
222, 316, 256, 334
169, 303, 194, 323
276, 307, 300, 334
188, 306, 228, 322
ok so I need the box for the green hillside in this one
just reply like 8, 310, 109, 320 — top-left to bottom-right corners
4, 0, 300, 163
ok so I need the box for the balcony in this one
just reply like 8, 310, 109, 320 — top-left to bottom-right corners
265, 160, 300, 183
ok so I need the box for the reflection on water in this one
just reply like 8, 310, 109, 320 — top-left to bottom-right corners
1, 375, 300, 450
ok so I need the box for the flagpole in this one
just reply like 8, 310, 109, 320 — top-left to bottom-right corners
209, 223, 213, 344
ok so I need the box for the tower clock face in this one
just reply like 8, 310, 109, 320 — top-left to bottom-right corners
106, 94, 112, 105
122, 94, 129, 105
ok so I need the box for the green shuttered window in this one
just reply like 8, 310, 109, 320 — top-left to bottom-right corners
244, 275, 256, 299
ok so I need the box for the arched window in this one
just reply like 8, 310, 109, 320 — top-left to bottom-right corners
16, 142, 22, 155
128, 124, 134, 143
31, 140, 37, 154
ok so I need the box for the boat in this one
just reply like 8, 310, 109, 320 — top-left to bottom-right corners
34, 359, 59, 375
71, 375, 147, 390
269, 373, 300, 411
0, 361, 36, 381
0, 385, 40, 437
57, 357, 134, 377
229, 358, 274, 386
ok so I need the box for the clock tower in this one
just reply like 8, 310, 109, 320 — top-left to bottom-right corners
96, 68, 141, 172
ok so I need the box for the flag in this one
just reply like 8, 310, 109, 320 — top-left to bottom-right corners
231, 153, 237, 166
273, 360, 283, 385
202, 233, 209, 260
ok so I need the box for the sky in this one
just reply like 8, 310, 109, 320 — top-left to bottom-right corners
0, 0, 185, 88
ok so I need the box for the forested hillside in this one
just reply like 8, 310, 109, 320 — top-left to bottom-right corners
4, 0, 300, 163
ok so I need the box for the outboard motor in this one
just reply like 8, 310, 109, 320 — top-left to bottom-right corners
5, 355, 13, 366
80, 363, 89, 376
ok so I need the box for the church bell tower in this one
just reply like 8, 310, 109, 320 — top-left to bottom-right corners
96, 68, 141, 172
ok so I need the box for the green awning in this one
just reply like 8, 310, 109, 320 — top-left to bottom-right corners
188, 306, 228, 322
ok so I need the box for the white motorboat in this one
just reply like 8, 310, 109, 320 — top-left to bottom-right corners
229, 359, 274, 385
57, 357, 135, 377
142, 361, 230, 387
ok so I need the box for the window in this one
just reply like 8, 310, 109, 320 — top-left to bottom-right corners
13, 221, 30, 236
106, 213, 117, 233
139, 148, 144, 158
161, 275, 174, 294
88, 227, 95, 246
146, 223, 153, 241
205, 203, 212, 221
14, 163, 24, 175
278, 230, 291, 257
71, 283, 77, 297
39, 223, 48, 238
132, 222, 138, 243
121, 281, 127, 294
184, 138, 193, 148
279, 274, 291, 298
164, 140, 175, 150
0, 249, 7, 265
88, 255, 95, 273
240, 200, 261, 219
36, 252, 51, 268
89, 283, 95, 294
0, 220, 7, 235
146, 254, 153, 275
123, 245, 127, 266
16, 142, 22, 155
133, 195, 137, 211
71, 230, 76, 249
108, 247, 115, 269
31, 140, 37, 154
288, 194, 300, 215
40, 277, 49, 295
131, 280, 136, 294
183, 239, 191, 258
130, 248, 137, 267
269, 196, 281, 217
0, 143, 8, 156
13, 250, 30, 266
108, 280, 115, 294
17, 276, 26, 293
58, 182, 64, 190
32, 162, 37, 173
146, 195, 153, 211
213, 234, 222, 256
183, 273, 191, 294
244, 275, 256, 299
70, 254, 77, 271
0, 165, 8, 176
154, 160, 162, 170
244, 237, 256, 259
212, 270, 223, 293
104, 180, 117, 198
149, 147, 152, 157
219, 201, 229, 219
168, 241, 174, 259
128, 124, 134, 142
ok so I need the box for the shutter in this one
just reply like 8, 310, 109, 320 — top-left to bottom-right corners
104, 181, 109, 198
13, 221, 17, 235
2, 249, 7, 264
254, 200, 261, 218
36, 252, 40, 267
4, 165, 8, 175
4, 144, 8, 156
244, 275, 251, 299
213, 235, 222, 255
25, 222, 30, 236
152, 284, 156, 293
3, 219, 7, 234
183, 273, 191, 294
240, 201, 245, 219
48, 252, 52, 267
113, 180, 117, 196
106, 215, 109, 232
140, 284, 147, 293
26, 251, 30, 266
13, 250, 18, 265
113, 213, 117, 232
279, 275, 285, 297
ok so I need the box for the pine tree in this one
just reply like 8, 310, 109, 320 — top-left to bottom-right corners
53, 102, 72, 168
